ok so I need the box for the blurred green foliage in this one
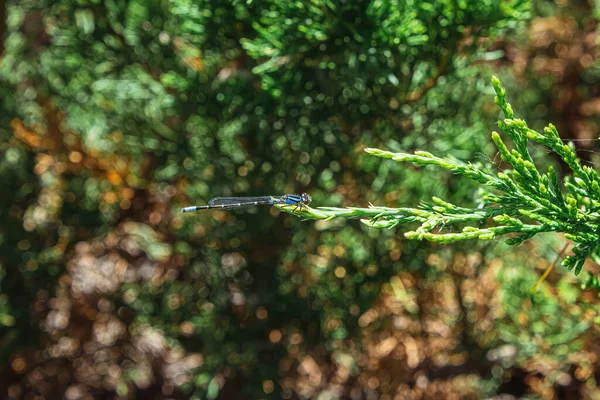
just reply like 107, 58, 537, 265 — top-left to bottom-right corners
3, 0, 600, 399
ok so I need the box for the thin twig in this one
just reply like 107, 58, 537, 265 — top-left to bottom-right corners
530, 242, 570, 293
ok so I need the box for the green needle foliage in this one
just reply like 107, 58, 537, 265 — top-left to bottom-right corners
280, 77, 600, 277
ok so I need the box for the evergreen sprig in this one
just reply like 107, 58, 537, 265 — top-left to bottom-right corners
279, 77, 600, 276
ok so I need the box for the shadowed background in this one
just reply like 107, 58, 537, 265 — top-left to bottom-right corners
1, 1, 600, 399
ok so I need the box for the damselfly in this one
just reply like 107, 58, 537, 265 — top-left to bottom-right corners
181, 193, 311, 213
